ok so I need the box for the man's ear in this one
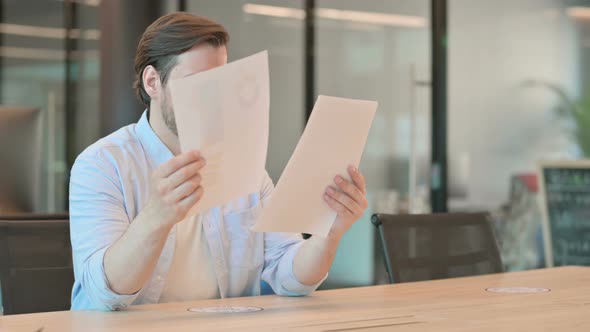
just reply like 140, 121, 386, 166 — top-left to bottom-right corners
142, 65, 162, 101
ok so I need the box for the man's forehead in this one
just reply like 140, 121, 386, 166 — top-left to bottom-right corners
171, 44, 227, 79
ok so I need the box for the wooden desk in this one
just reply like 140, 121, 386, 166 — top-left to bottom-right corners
1, 266, 589, 332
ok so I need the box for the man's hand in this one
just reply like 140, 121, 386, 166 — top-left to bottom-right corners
323, 165, 368, 239
104, 150, 205, 295
293, 166, 368, 286
145, 150, 206, 228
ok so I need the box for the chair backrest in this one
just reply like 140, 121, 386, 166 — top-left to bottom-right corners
0, 213, 73, 314
371, 213, 503, 284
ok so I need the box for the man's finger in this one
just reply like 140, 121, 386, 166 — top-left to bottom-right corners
348, 166, 366, 194
156, 150, 200, 178
169, 174, 202, 202
323, 193, 352, 216
334, 176, 365, 207
166, 159, 205, 190
325, 186, 361, 215
177, 186, 204, 212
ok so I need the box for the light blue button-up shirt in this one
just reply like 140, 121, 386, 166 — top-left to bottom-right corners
69, 111, 324, 311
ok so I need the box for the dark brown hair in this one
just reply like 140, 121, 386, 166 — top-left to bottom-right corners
134, 12, 229, 107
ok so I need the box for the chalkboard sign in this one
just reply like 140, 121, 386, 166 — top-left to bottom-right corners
539, 161, 590, 267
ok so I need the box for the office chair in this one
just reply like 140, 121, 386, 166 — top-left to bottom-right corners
0, 213, 73, 314
371, 213, 503, 284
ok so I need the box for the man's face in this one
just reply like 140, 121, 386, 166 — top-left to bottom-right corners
160, 44, 228, 136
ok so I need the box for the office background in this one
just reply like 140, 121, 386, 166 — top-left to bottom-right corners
1, 0, 589, 288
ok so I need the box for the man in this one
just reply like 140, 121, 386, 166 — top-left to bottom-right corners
69, 12, 369, 311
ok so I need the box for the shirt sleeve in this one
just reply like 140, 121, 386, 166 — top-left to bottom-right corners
69, 150, 139, 310
259, 172, 327, 296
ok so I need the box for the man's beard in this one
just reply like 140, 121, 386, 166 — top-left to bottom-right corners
161, 92, 178, 136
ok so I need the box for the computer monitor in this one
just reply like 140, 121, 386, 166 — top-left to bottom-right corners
0, 106, 42, 213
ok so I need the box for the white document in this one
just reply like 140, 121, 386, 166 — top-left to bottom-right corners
252, 95, 377, 236
170, 51, 269, 214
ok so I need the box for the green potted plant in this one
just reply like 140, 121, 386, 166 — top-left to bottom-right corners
523, 80, 590, 156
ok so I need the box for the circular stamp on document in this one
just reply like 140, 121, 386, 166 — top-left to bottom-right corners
187, 306, 263, 313
486, 287, 551, 294
235, 73, 259, 108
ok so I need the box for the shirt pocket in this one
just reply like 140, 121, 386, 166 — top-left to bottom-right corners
223, 202, 264, 269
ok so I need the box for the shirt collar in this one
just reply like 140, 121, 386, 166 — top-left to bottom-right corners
135, 110, 174, 168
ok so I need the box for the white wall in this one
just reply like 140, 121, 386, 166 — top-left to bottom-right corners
316, 0, 431, 287
187, 0, 305, 182
449, 0, 581, 209
189, 0, 432, 287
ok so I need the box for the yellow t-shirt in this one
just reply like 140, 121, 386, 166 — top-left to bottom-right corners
159, 215, 220, 303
